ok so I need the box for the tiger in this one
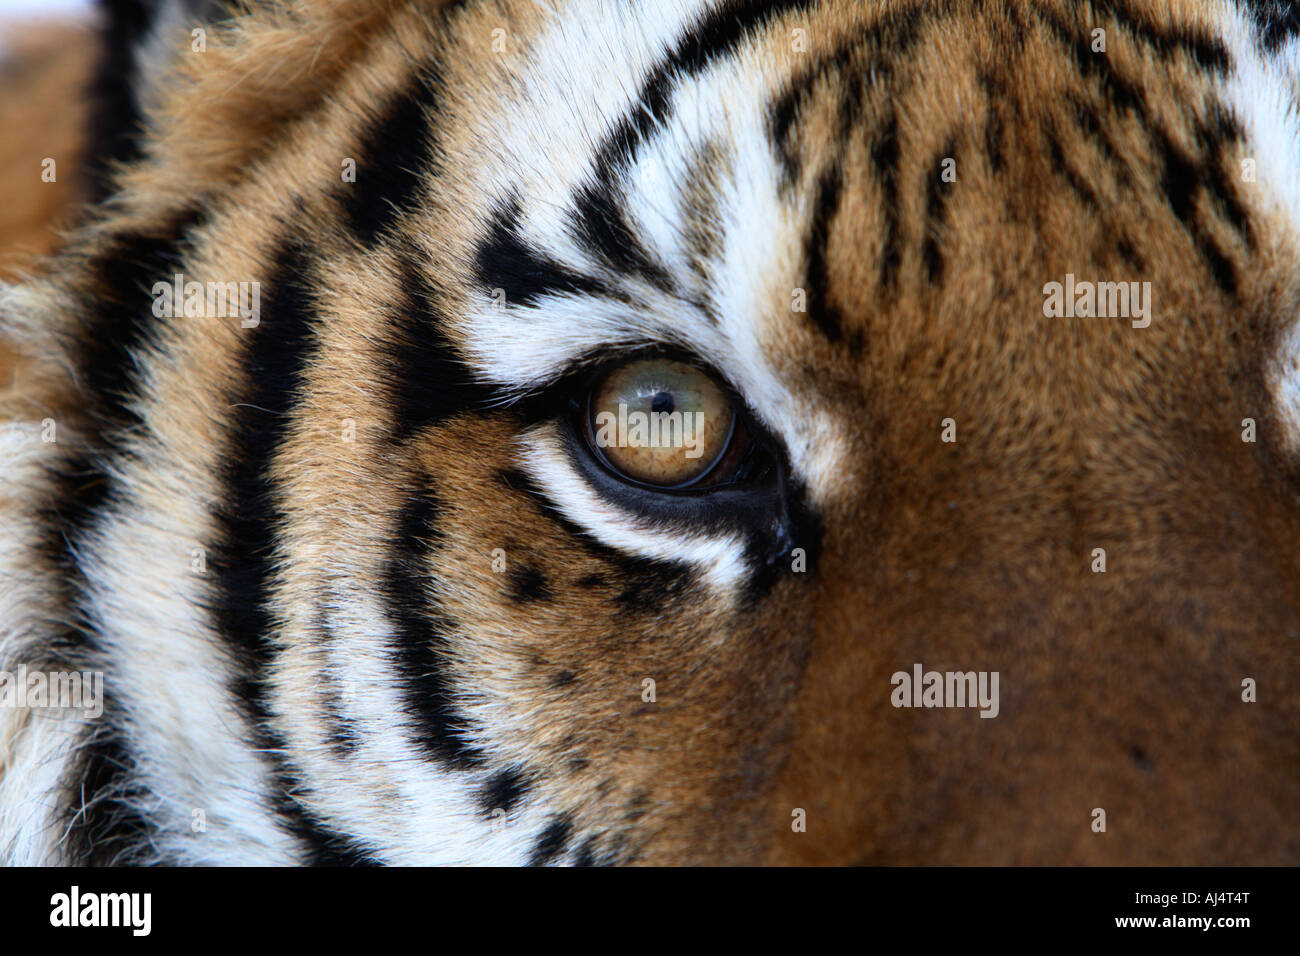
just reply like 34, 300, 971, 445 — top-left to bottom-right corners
1, 0, 1299, 866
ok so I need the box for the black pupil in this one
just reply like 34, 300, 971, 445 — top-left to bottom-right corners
651, 391, 674, 414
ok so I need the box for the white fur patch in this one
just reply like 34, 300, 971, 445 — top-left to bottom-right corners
1268, 318, 1300, 451
1213, 2, 1300, 454
1215, 2, 1300, 236
0, 422, 82, 865
518, 423, 750, 594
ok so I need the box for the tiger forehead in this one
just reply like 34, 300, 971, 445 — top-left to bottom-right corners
399, 0, 1281, 481
422, 1, 1252, 336
770, 0, 1260, 335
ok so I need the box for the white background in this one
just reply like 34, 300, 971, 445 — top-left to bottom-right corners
0, 1, 92, 19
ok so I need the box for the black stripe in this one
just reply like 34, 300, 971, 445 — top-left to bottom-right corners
922, 137, 957, 284
76, 208, 206, 433
803, 164, 844, 342
1116, 236, 1146, 272
766, 2, 943, 187
1091, 0, 1231, 71
1063, 91, 1133, 189
677, 139, 728, 319
45, 208, 204, 861
1150, 122, 1243, 298
65, 724, 159, 864
1033, 6, 1250, 296
343, 65, 442, 245
1034, 5, 1149, 118
569, 183, 673, 291
382, 481, 487, 770
573, 836, 600, 867
325, 710, 362, 758
39, 456, 113, 648
507, 563, 553, 603
307, 612, 362, 758
528, 815, 574, 866
319, 661, 362, 758
474, 197, 618, 309
984, 109, 1004, 174
870, 111, 902, 295
40, 457, 149, 864
388, 256, 496, 441
1046, 127, 1100, 211
594, 0, 813, 185
1190, 111, 1255, 251
977, 69, 1008, 174
572, 0, 814, 281
768, 23, 884, 186
614, 563, 693, 613
768, 79, 803, 186
478, 767, 532, 816
207, 237, 378, 865
208, 240, 316, 703
1249, 0, 1300, 52
86, 0, 157, 200
87, 1, 237, 200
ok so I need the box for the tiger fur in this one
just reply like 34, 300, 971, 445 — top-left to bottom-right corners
1, 0, 1299, 865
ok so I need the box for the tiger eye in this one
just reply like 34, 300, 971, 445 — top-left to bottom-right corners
587, 359, 735, 488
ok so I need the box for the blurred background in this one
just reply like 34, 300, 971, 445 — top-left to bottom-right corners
0, 1, 91, 14
0, 0, 95, 387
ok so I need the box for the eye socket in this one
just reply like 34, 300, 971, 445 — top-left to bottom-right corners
582, 358, 752, 490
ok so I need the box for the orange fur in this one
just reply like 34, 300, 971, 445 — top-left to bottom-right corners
1, 0, 1297, 864
0, 18, 94, 387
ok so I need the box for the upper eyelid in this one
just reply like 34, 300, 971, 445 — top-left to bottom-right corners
497, 343, 740, 419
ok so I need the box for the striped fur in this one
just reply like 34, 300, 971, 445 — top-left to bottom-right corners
2, 0, 1300, 864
